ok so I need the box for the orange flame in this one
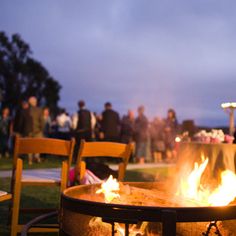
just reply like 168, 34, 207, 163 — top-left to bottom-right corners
208, 170, 236, 206
178, 157, 209, 204
178, 156, 236, 206
96, 175, 120, 203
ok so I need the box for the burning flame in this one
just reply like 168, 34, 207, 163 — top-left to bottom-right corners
96, 175, 120, 203
116, 223, 148, 236
178, 156, 209, 203
208, 170, 236, 206
178, 156, 236, 206
116, 224, 125, 236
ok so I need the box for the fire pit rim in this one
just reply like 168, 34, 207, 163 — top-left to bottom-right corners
61, 182, 236, 223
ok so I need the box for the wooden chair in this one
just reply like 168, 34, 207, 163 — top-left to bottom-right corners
75, 140, 133, 184
10, 136, 75, 236
0, 158, 22, 203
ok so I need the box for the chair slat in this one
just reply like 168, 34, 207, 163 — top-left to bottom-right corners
17, 138, 72, 156
80, 142, 128, 158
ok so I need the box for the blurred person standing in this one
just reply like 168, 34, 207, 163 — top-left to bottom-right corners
43, 107, 52, 137
56, 109, 71, 132
27, 96, 44, 164
13, 101, 31, 138
150, 117, 166, 163
120, 109, 135, 144
101, 102, 120, 142
134, 106, 149, 164
75, 100, 93, 142
13, 101, 29, 136
56, 108, 72, 140
164, 108, 178, 162
0, 107, 12, 158
73, 100, 94, 161
120, 109, 135, 162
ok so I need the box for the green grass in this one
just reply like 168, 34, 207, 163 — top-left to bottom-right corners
0, 166, 172, 236
0, 156, 67, 170
0, 178, 60, 236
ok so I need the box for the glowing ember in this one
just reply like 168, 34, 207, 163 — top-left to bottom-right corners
178, 156, 236, 206
96, 175, 120, 203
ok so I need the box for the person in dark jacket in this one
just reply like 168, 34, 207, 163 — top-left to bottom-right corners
43, 107, 52, 138
73, 100, 92, 161
0, 107, 12, 158
120, 110, 135, 144
163, 108, 178, 162
76, 100, 92, 142
134, 105, 149, 164
13, 101, 29, 136
101, 102, 120, 142
150, 117, 166, 163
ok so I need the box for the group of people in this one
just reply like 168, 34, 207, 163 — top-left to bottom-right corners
0, 97, 46, 164
0, 98, 179, 164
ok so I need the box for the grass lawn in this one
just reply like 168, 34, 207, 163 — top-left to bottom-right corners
0, 177, 60, 236
0, 158, 174, 236
0, 156, 69, 170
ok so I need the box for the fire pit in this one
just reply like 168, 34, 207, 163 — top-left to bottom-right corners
60, 181, 236, 236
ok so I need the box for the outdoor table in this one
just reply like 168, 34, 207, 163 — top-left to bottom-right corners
177, 142, 236, 177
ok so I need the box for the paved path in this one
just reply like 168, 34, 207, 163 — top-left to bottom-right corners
0, 163, 175, 179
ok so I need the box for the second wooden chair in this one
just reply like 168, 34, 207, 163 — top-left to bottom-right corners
75, 140, 133, 184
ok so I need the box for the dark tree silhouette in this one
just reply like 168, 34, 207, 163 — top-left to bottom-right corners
0, 31, 61, 113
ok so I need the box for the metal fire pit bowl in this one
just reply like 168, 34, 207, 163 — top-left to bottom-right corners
60, 182, 236, 236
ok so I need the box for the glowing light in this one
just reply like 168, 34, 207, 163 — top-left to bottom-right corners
175, 136, 181, 142
96, 175, 120, 203
221, 102, 236, 109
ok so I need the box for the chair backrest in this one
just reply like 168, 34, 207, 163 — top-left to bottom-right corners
12, 136, 75, 192
75, 140, 133, 182
13, 136, 75, 167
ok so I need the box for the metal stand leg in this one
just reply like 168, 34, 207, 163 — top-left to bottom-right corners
162, 210, 176, 236
125, 223, 129, 236
111, 222, 115, 236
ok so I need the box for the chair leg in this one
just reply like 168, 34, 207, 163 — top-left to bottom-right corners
61, 161, 68, 192
11, 159, 22, 236
118, 163, 125, 181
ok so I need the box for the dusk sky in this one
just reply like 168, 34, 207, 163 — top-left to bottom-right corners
1, 1, 235, 126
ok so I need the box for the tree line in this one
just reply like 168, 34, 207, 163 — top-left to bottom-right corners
0, 31, 61, 114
